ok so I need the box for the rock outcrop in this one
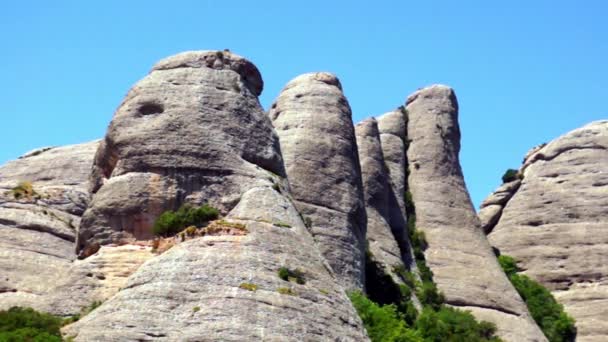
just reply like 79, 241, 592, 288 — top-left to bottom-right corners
269, 72, 367, 290
405, 85, 546, 341
65, 53, 368, 341
0, 141, 99, 312
77, 50, 285, 255
485, 121, 608, 342
355, 118, 407, 284
377, 109, 414, 268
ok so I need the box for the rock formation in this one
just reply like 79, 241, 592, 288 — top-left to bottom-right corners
77, 50, 285, 256
484, 121, 608, 342
376, 109, 415, 268
269, 72, 367, 290
355, 118, 407, 284
405, 85, 546, 341
0, 141, 99, 312
64, 53, 368, 341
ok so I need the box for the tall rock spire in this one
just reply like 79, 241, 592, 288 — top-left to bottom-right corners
405, 85, 546, 341
269, 72, 367, 290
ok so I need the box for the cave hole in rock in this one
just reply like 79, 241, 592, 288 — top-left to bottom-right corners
138, 102, 164, 116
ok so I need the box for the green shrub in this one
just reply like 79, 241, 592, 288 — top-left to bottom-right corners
9, 181, 39, 200
277, 267, 305, 284
348, 291, 422, 342
277, 287, 296, 296
415, 282, 444, 310
192, 306, 200, 312
0, 307, 62, 342
415, 306, 501, 342
152, 204, 219, 236
498, 255, 576, 342
501, 169, 520, 183
239, 283, 258, 291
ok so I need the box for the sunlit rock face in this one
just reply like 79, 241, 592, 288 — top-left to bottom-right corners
485, 120, 608, 342
269, 72, 367, 290
405, 85, 546, 342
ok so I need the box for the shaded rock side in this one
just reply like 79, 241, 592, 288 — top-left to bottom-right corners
405, 85, 546, 342
376, 109, 415, 269
0, 141, 99, 312
486, 120, 608, 342
77, 50, 285, 255
355, 118, 407, 284
269, 72, 367, 290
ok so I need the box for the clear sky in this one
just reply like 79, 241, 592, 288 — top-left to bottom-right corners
0, 1, 606, 209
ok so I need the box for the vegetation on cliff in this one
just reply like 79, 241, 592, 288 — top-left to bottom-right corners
498, 255, 576, 342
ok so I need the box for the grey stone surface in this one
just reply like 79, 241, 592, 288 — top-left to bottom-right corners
478, 179, 521, 234
65, 55, 368, 341
78, 50, 285, 255
0, 141, 99, 313
355, 118, 406, 284
487, 120, 608, 342
269, 72, 366, 290
405, 85, 546, 341
377, 109, 415, 269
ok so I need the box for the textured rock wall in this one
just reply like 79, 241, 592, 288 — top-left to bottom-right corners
486, 121, 608, 342
269, 72, 367, 290
0, 141, 99, 313
355, 118, 407, 284
405, 85, 546, 341
65, 54, 368, 341
78, 50, 285, 255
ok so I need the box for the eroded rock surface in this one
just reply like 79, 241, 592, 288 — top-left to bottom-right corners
0, 141, 99, 313
355, 118, 406, 283
486, 121, 608, 342
269, 72, 367, 290
405, 85, 546, 341
65, 55, 368, 341
78, 50, 285, 255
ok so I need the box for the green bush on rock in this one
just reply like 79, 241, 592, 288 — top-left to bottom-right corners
501, 169, 520, 183
153, 204, 219, 236
0, 307, 62, 342
498, 255, 577, 342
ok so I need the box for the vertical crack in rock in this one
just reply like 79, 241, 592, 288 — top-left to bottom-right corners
269, 72, 367, 290
405, 84, 547, 342
486, 120, 608, 341
63, 54, 368, 341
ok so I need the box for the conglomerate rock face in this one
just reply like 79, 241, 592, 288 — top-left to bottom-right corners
77, 50, 285, 256
65, 53, 368, 341
0, 141, 99, 312
485, 121, 608, 342
355, 118, 406, 284
405, 85, 546, 342
269, 72, 367, 290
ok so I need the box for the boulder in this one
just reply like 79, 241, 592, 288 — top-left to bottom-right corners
77, 50, 285, 255
269, 72, 367, 290
405, 85, 546, 341
487, 120, 608, 342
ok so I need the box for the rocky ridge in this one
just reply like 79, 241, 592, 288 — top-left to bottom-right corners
483, 120, 608, 342
0, 50, 603, 341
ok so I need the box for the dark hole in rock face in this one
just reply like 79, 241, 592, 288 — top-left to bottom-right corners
138, 103, 164, 116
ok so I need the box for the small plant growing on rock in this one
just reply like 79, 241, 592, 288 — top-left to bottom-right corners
273, 222, 292, 228
153, 204, 219, 236
192, 306, 200, 312
0, 307, 63, 341
239, 283, 258, 291
9, 181, 39, 200
277, 287, 296, 296
502, 169, 521, 183
277, 267, 305, 284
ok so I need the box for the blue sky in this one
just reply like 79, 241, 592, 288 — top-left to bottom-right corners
0, 1, 606, 208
